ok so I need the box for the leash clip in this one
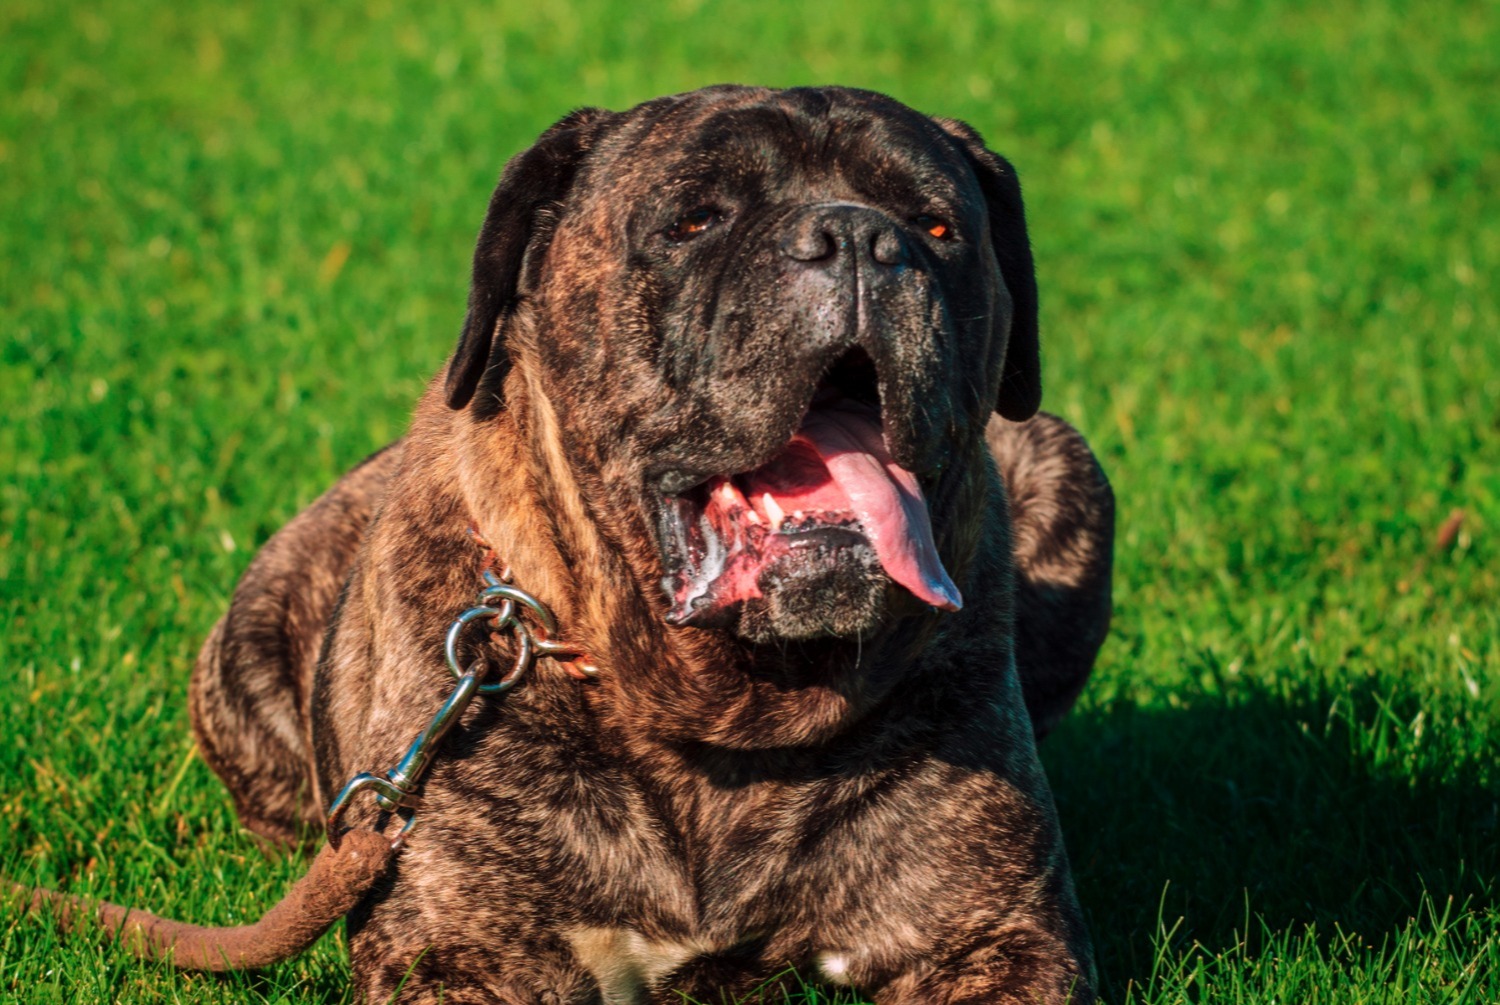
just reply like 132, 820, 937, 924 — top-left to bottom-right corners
326, 536, 595, 847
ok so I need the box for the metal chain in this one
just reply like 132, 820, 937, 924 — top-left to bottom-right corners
325, 556, 595, 848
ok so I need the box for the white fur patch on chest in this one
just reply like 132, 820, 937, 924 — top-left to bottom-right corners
816, 951, 854, 985
567, 927, 715, 1005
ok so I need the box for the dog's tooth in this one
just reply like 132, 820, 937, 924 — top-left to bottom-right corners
745, 509, 761, 525
761, 493, 785, 529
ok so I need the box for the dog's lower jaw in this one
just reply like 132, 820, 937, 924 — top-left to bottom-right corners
723, 543, 889, 643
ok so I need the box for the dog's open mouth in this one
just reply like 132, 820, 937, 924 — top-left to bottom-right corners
659, 354, 963, 628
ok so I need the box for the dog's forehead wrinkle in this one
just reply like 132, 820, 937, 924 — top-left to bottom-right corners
600, 95, 964, 217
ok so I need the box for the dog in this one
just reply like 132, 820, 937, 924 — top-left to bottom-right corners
188, 85, 1114, 1003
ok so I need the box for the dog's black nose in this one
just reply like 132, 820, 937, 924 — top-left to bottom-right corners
781, 204, 910, 269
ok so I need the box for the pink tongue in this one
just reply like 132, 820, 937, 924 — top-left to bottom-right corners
793, 401, 963, 611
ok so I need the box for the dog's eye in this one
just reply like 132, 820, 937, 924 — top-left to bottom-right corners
914, 214, 953, 240
665, 208, 721, 242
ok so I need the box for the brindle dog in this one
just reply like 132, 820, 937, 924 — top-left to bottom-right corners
190, 85, 1114, 1003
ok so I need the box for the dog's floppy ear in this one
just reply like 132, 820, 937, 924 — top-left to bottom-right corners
445, 107, 617, 410
934, 118, 1041, 422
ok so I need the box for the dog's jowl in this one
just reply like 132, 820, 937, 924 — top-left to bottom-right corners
189, 85, 1115, 1004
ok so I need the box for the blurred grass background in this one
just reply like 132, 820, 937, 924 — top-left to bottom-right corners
2, 0, 1497, 1001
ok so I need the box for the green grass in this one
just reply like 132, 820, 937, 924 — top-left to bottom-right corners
2, 0, 1496, 1001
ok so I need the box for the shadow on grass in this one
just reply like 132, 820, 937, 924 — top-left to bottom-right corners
1044, 681, 1497, 997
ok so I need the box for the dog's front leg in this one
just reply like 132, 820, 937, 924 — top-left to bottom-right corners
354, 969, 597, 1005
873, 933, 1096, 1005
350, 942, 602, 1005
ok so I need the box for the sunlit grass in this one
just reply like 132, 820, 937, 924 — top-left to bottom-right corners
2, 0, 1496, 1000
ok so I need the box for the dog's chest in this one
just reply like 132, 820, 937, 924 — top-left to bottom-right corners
369, 688, 994, 998
563, 925, 892, 1004
556, 777, 938, 1001
563, 928, 711, 1005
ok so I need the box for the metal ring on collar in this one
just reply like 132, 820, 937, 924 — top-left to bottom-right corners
444, 603, 513, 674
484, 625, 534, 693
444, 603, 533, 694
478, 583, 559, 638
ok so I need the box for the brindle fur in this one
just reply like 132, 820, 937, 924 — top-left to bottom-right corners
190, 86, 1115, 1003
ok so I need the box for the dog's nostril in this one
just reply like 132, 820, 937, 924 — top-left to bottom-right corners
783, 226, 837, 263
870, 228, 906, 267
784, 209, 907, 269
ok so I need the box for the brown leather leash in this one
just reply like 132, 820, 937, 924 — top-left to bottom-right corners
15, 532, 594, 969
13, 831, 394, 970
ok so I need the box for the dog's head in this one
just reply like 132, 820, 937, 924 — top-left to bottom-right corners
447, 86, 1038, 648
